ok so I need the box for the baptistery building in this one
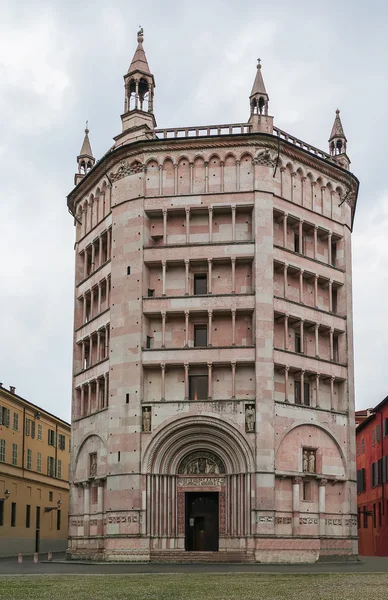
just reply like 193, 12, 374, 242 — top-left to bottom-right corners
67, 31, 359, 562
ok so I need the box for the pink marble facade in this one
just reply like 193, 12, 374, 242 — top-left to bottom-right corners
67, 37, 358, 563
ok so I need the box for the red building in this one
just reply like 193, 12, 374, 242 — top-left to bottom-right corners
356, 396, 388, 555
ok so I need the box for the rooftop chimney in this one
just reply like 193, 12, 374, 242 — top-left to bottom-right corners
9, 386, 15, 394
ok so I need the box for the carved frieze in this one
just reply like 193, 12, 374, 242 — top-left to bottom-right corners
178, 451, 225, 475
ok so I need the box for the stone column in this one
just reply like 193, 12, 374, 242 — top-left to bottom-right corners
299, 269, 304, 303
280, 167, 285, 197
98, 282, 102, 314
104, 373, 108, 408
161, 363, 166, 401
208, 311, 212, 346
231, 362, 236, 399
87, 382, 91, 414
330, 377, 335, 411
97, 480, 104, 536
162, 261, 166, 296
83, 250, 88, 279
98, 236, 102, 268
89, 335, 93, 366
105, 324, 109, 358
97, 331, 101, 363
232, 205, 236, 241
162, 208, 167, 245
236, 160, 240, 191
185, 208, 190, 244
220, 161, 225, 192
299, 220, 303, 253
161, 312, 166, 348
301, 177, 306, 206
83, 482, 90, 537
314, 274, 319, 307
184, 260, 189, 295
184, 363, 189, 400
208, 207, 213, 242
311, 181, 316, 211
82, 294, 86, 323
231, 258, 236, 293
185, 311, 189, 346
328, 232, 332, 265
283, 213, 288, 248
300, 320, 304, 354
80, 385, 85, 416
320, 186, 325, 213
96, 378, 100, 410
329, 280, 333, 312
91, 242, 95, 272
207, 362, 212, 399
159, 164, 163, 195
284, 366, 289, 402
313, 225, 318, 260
208, 259, 212, 294
205, 162, 209, 193
291, 172, 296, 203
319, 479, 327, 536
231, 310, 236, 346
300, 370, 305, 405
189, 162, 194, 193
81, 340, 86, 370
107, 275, 111, 307
134, 79, 139, 109
90, 287, 94, 320
292, 477, 302, 535
329, 328, 334, 361
284, 314, 289, 350
315, 324, 319, 357
107, 228, 111, 260
316, 373, 320, 408
173, 163, 178, 195
284, 264, 288, 299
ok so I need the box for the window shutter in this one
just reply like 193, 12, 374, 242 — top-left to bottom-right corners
377, 424, 381, 443
371, 464, 374, 488
362, 468, 366, 492
31, 422, 35, 439
47, 456, 50, 475
0, 407, 3, 425
5, 409, 10, 427
356, 470, 361, 493
383, 457, 387, 483
385, 418, 388, 437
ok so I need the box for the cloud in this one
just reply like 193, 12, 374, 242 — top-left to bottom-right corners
0, 10, 72, 133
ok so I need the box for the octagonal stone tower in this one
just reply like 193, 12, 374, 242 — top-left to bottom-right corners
67, 31, 359, 563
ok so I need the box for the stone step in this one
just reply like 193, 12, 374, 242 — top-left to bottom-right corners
150, 550, 254, 563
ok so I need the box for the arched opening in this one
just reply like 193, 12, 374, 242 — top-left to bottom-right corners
142, 415, 254, 548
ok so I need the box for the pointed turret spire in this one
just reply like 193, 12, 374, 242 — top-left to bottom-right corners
329, 109, 350, 169
75, 122, 95, 185
127, 27, 151, 75
250, 59, 269, 116
248, 59, 273, 134
115, 28, 156, 146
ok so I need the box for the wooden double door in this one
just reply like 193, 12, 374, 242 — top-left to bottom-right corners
185, 492, 219, 551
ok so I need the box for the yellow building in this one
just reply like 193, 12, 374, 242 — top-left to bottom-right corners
0, 384, 70, 556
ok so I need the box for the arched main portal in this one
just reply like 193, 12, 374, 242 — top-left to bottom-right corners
142, 415, 254, 551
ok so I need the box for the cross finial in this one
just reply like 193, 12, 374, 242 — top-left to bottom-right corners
85, 120, 89, 134
257, 58, 261, 68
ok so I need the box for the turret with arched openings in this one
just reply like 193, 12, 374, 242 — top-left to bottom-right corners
75, 123, 95, 186
329, 109, 350, 170
116, 28, 157, 146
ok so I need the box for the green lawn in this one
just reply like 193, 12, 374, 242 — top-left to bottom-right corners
0, 573, 387, 600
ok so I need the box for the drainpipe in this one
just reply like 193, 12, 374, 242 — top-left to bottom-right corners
22, 407, 26, 474
381, 411, 384, 515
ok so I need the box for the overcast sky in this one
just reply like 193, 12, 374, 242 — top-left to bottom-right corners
0, 0, 386, 422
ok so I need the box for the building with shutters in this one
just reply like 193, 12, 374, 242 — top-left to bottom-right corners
0, 383, 70, 556
67, 29, 359, 562
356, 397, 388, 556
